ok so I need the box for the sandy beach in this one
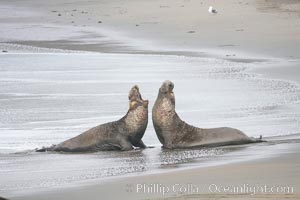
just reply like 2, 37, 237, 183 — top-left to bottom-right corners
1, 0, 300, 57
0, 0, 300, 199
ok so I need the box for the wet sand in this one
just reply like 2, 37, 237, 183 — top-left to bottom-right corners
12, 138, 300, 200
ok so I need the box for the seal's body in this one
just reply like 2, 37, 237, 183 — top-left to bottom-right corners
37, 85, 148, 152
152, 80, 262, 149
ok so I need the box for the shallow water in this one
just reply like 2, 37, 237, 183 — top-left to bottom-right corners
0, 52, 300, 197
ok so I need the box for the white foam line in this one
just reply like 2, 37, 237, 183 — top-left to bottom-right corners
0, 42, 280, 65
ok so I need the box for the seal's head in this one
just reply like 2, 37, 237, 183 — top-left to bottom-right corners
159, 80, 175, 105
128, 85, 149, 110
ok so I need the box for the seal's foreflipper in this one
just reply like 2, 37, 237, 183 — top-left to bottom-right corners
119, 139, 134, 151
134, 140, 147, 148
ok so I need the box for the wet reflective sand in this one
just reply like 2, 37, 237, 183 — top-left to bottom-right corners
0, 53, 300, 197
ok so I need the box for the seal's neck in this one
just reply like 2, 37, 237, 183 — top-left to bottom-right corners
153, 94, 176, 129
124, 106, 147, 129
157, 92, 175, 111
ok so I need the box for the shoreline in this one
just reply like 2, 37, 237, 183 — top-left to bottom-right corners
4, 134, 299, 199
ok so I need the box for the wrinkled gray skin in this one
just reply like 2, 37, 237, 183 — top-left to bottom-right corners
152, 80, 263, 149
37, 85, 148, 152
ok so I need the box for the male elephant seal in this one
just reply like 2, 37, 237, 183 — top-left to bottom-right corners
37, 85, 148, 152
152, 80, 263, 149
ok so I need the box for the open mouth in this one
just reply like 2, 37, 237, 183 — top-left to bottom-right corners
129, 85, 148, 104
170, 91, 174, 97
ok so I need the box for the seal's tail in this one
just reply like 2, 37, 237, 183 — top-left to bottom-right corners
35, 147, 47, 152
251, 135, 266, 143
35, 145, 55, 152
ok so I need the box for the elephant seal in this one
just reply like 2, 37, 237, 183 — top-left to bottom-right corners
152, 80, 263, 149
37, 85, 148, 152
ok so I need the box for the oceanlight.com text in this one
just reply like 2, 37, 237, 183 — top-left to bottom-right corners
126, 183, 294, 196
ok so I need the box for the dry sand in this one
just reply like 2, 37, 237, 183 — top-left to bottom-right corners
1, 0, 300, 58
